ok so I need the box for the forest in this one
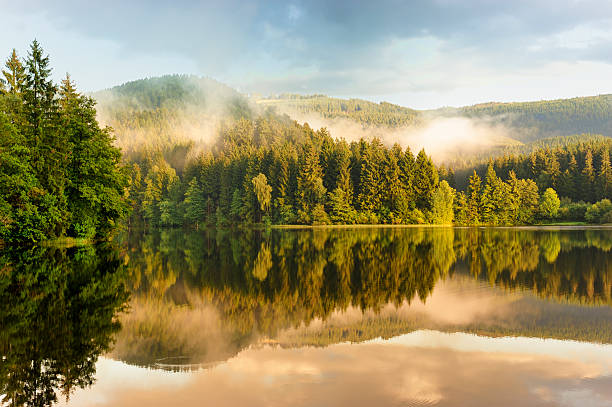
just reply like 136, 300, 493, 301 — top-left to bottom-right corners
0, 41, 128, 244
123, 113, 611, 228
263, 93, 612, 142
1, 43, 611, 244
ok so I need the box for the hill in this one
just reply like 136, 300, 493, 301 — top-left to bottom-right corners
93, 75, 257, 155
452, 95, 612, 142
93, 76, 612, 160
257, 94, 421, 127
258, 93, 612, 144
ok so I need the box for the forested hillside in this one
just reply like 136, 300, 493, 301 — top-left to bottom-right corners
95, 76, 610, 228
455, 95, 612, 142
257, 94, 421, 127
259, 93, 612, 143
94, 75, 256, 156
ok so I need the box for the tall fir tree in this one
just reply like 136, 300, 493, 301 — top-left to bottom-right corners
581, 149, 595, 203
598, 149, 612, 200
2, 49, 25, 95
413, 149, 438, 212
297, 142, 328, 224
467, 171, 482, 224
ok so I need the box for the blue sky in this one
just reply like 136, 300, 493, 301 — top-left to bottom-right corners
3, 0, 612, 109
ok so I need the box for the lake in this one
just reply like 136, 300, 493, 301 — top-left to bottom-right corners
2, 227, 612, 406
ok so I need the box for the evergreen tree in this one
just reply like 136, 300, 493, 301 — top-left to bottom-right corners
2, 49, 25, 94
296, 142, 327, 224
384, 145, 404, 221
23, 40, 68, 236
357, 139, 384, 214
0, 42, 127, 242
398, 147, 415, 208
184, 177, 206, 228
598, 149, 612, 200
454, 191, 469, 225
581, 149, 595, 203
413, 149, 438, 212
59, 73, 127, 237
328, 141, 355, 223
467, 171, 481, 224
558, 154, 577, 199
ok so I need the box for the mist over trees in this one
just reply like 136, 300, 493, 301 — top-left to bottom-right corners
1, 44, 611, 245
261, 93, 612, 143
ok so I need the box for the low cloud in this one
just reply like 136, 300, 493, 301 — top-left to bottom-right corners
284, 108, 518, 162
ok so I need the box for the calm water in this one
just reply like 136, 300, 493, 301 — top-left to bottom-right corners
2, 227, 612, 406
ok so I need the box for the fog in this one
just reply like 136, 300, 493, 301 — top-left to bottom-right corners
93, 75, 255, 154
284, 109, 519, 162
93, 78, 521, 165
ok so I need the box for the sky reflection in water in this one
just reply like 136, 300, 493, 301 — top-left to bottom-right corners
3, 227, 612, 406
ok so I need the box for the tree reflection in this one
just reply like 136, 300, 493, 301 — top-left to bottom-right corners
0, 244, 128, 407
115, 227, 612, 368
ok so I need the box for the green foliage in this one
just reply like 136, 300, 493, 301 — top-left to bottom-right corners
0, 243, 128, 405
457, 95, 612, 142
430, 180, 454, 224
539, 188, 561, 220
0, 42, 128, 244
84, 71, 606, 228
251, 173, 272, 213
259, 94, 421, 127
585, 199, 612, 224
454, 137, 612, 205
184, 177, 205, 227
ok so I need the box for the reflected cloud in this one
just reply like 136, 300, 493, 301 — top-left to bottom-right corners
63, 331, 612, 407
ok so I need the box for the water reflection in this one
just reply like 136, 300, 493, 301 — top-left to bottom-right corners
113, 227, 612, 369
0, 244, 129, 406
3, 227, 612, 407
65, 332, 612, 407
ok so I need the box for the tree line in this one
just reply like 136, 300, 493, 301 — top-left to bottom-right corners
0, 41, 128, 244
126, 113, 611, 227
1, 43, 611, 245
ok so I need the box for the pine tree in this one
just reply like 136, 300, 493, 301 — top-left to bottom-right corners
598, 149, 611, 200
454, 191, 469, 225
357, 139, 384, 214
413, 149, 438, 212
23, 40, 67, 235
184, 177, 206, 228
384, 145, 404, 219
581, 149, 595, 202
467, 171, 481, 224
297, 142, 327, 224
2, 49, 25, 94
229, 189, 243, 222
480, 164, 498, 224
328, 141, 354, 223
559, 154, 577, 200
59, 73, 127, 237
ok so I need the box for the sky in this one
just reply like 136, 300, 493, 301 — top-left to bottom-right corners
3, 0, 612, 109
